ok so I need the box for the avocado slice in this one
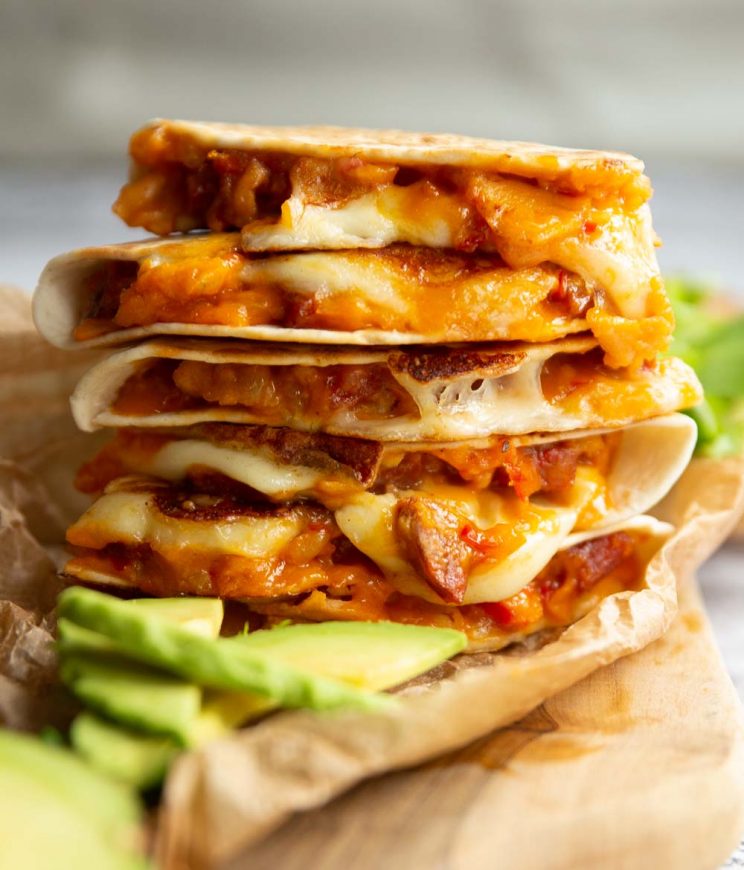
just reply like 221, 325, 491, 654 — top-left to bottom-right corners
59, 599, 225, 744
71, 699, 275, 791
71, 713, 179, 792
189, 690, 278, 746
130, 597, 223, 638
0, 728, 148, 869
59, 594, 223, 647
60, 650, 202, 744
235, 621, 467, 690
59, 588, 390, 713
57, 592, 223, 662
58, 617, 120, 657
60, 617, 273, 742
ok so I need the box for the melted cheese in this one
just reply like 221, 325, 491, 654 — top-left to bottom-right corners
240, 250, 409, 314
335, 489, 576, 604
555, 207, 659, 321
335, 472, 603, 604
245, 187, 460, 252
134, 439, 326, 499
66, 490, 304, 559
465, 508, 577, 603
242, 181, 660, 320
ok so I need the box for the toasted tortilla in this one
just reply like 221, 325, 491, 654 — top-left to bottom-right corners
70, 336, 702, 441
33, 235, 673, 369
122, 120, 647, 192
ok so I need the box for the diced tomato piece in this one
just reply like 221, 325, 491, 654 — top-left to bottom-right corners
482, 586, 543, 629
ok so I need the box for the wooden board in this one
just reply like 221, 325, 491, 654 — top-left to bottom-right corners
233, 576, 744, 870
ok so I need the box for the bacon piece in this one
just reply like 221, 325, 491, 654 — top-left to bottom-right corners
395, 497, 471, 604
528, 443, 581, 493
169, 360, 417, 421
290, 156, 397, 206
546, 269, 593, 317
561, 532, 635, 591
537, 531, 635, 598
173, 361, 281, 411
190, 423, 384, 487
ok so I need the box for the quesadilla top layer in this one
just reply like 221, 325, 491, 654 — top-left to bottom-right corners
113, 121, 660, 322
35, 234, 673, 369
64, 471, 671, 652
71, 335, 702, 441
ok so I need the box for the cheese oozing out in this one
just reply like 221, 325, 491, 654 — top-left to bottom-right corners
242, 180, 660, 321
77, 336, 702, 441
335, 469, 601, 604
136, 438, 327, 500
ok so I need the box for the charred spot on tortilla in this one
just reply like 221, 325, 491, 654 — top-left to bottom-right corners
152, 488, 311, 523
388, 346, 527, 384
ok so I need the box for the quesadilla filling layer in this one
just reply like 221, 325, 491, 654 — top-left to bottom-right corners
107, 346, 701, 435
114, 125, 661, 323
70, 239, 671, 369
64, 476, 652, 650
75, 426, 618, 523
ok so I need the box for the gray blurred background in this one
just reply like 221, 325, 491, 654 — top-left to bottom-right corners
1, 0, 743, 292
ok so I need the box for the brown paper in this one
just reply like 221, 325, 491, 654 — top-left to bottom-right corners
0, 288, 102, 731
153, 453, 744, 869
0, 286, 743, 869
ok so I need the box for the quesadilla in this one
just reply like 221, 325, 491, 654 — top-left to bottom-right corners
74, 415, 696, 533
70, 335, 702, 441
34, 234, 672, 369
112, 121, 663, 331
63, 471, 672, 651
45, 120, 696, 662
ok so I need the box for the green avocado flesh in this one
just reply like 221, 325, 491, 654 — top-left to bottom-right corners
0, 728, 148, 869
59, 616, 272, 751
235, 621, 467, 690
129, 597, 223, 638
57, 589, 467, 788
58, 588, 390, 713
71, 713, 179, 792
60, 649, 202, 744
190, 690, 279, 745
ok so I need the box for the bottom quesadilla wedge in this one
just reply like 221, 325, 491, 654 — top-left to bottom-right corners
64, 473, 672, 653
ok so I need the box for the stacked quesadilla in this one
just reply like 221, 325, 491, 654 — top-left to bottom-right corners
34, 121, 702, 651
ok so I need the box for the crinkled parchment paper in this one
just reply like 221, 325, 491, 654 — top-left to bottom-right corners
1, 287, 743, 869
